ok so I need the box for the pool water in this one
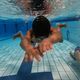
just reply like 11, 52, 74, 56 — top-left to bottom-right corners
0, 38, 80, 80
0, 0, 80, 79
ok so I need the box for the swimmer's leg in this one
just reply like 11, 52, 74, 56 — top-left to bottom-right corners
13, 31, 24, 40
57, 23, 67, 28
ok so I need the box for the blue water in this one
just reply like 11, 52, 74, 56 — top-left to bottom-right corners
0, 1, 80, 80
62, 21, 80, 46
0, 18, 80, 46
0, 0, 80, 18
0, 19, 80, 80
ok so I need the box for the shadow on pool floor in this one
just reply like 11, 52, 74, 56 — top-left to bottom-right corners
0, 61, 53, 80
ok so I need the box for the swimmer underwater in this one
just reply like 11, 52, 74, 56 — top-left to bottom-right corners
13, 16, 66, 61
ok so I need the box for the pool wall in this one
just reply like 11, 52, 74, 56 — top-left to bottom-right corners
0, 17, 80, 46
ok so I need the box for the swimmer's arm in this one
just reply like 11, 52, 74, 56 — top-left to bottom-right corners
48, 33, 55, 43
48, 27, 60, 43
24, 29, 32, 42
21, 30, 41, 61
21, 29, 33, 49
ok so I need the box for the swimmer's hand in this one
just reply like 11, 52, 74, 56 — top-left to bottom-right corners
38, 38, 52, 53
25, 45, 41, 61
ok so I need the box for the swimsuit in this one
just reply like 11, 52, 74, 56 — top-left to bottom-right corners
31, 36, 46, 47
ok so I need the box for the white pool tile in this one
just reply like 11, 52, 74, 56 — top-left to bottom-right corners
0, 39, 80, 80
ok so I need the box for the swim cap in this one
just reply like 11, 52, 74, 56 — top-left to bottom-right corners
32, 16, 51, 37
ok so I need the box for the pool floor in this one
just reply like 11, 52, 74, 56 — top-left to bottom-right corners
0, 39, 80, 80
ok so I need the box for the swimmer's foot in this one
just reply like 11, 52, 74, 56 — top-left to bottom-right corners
58, 24, 67, 28
70, 52, 76, 60
13, 31, 22, 40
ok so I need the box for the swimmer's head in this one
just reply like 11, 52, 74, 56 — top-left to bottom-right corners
32, 16, 51, 38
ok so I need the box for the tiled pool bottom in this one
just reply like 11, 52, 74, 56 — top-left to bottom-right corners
32, 41, 80, 80
0, 39, 24, 77
0, 39, 80, 80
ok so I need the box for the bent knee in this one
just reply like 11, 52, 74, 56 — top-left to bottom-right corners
20, 42, 25, 50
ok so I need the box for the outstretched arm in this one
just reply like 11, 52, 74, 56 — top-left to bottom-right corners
49, 27, 63, 43
38, 27, 63, 53
20, 30, 41, 61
